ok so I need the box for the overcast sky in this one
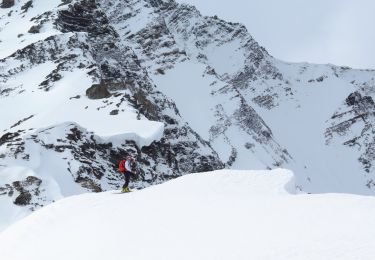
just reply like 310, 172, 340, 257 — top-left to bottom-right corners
176, 0, 375, 69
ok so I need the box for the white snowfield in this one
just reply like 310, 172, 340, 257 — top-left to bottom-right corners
1, 169, 375, 260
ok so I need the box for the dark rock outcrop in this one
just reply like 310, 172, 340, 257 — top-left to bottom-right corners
21, 1, 33, 13
346, 92, 362, 106
1, 0, 14, 8
0, 176, 45, 208
28, 24, 41, 34
86, 84, 111, 99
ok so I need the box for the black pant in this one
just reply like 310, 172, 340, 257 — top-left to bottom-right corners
122, 171, 131, 189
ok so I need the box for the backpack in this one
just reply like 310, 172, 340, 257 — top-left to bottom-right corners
118, 159, 126, 173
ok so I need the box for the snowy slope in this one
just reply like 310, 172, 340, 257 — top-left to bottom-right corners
1, 0, 375, 233
1, 169, 375, 260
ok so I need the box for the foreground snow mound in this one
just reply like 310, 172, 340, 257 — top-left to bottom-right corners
1, 169, 375, 260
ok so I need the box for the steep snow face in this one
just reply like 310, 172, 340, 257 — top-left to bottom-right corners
102, 0, 291, 170
100, 0, 375, 194
251, 61, 375, 194
1, 169, 375, 260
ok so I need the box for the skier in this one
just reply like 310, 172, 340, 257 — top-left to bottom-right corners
118, 156, 137, 193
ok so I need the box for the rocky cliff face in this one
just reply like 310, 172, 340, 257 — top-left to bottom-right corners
326, 90, 375, 188
0, 0, 224, 218
1, 0, 375, 229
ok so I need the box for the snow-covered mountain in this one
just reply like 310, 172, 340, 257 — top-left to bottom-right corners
1, 0, 375, 230
1, 169, 375, 260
